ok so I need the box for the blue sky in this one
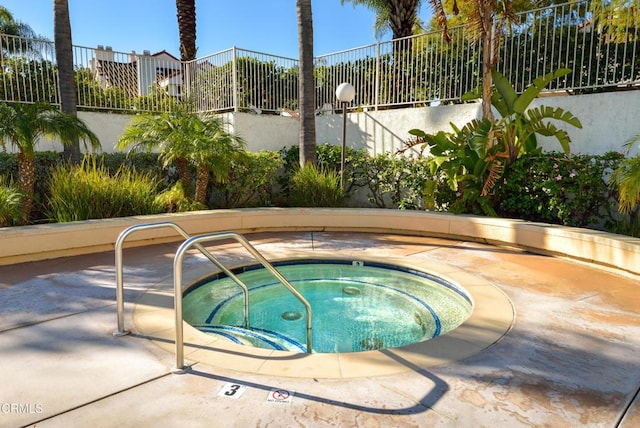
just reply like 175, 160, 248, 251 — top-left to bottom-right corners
2, 0, 434, 59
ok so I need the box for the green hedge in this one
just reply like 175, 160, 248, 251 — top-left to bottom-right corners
0, 148, 635, 236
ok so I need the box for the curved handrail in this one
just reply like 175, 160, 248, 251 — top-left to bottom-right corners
114, 222, 250, 336
173, 232, 313, 372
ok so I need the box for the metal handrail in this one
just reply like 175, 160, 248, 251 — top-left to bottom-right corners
173, 232, 313, 372
113, 222, 250, 336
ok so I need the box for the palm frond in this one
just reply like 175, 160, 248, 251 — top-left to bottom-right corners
612, 155, 640, 214
481, 152, 507, 196
426, 0, 452, 41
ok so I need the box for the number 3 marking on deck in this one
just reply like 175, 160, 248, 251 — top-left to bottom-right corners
225, 384, 241, 396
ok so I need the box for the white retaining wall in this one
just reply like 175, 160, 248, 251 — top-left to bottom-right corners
12, 90, 640, 156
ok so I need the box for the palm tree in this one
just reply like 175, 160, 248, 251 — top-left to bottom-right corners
297, 0, 316, 166
426, 0, 517, 120
0, 7, 35, 37
116, 106, 245, 204
341, 0, 423, 102
189, 115, 245, 204
341, 0, 423, 40
0, 6, 39, 58
0, 102, 100, 223
54, 0, 82, 163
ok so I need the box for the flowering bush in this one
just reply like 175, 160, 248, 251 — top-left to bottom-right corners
494, 151, 623, 228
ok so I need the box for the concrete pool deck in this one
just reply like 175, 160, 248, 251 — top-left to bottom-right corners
1, 212, 640, 426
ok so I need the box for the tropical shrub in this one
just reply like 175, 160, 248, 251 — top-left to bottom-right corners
362, 152, 449, 210
211, 151, 284, 208
289, 164, 345, 207
0, 102, 100, 223
610, 136, 640, 237
278, 144, 368, 202
0, 151, 62, 222
0, 178, 22, 227
117, 104, 245, 204
407, 69, 582, 215
495, 152, 622, 228
47, 160, 163, 222
154, 182, 204, 213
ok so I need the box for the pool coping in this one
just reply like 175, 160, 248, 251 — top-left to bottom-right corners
1, 208, 639, 277
133, 252, 515, 379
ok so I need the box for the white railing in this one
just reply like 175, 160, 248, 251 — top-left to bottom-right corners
187, 47, 299, 114
0, 1, 637, 113
498, 0, 640, 92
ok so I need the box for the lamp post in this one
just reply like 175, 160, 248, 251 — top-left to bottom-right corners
335, 82, 355, 189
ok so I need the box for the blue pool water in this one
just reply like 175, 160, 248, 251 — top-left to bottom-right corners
183, 260, 473, 353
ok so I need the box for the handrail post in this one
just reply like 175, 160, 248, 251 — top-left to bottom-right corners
172, 232, 313, 373
114, 223, 312, 374
172, 241, 189, 373
114, 222, 250, 336
113, 227, 130, 336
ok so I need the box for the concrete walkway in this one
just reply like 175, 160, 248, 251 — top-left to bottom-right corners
1, 231, 639, 427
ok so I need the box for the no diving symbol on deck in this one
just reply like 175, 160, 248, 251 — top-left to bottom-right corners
267, 388, 295, 404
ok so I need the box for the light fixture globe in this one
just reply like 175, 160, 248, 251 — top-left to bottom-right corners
335, 82, 355, 103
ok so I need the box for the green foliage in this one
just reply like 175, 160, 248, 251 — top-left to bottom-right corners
94, 152, 165, 178
362, 153, 442, 210
0, 102, 101, 156
610, 135, 640, 236
495, 151, 623, 228
0, 58, 58, 104
462, 69, 582, 162
117, 104, 244, 203
154, 182, 204, 213
0, 151, 62, 222
278, 143, 368, 202
611, 135, 640, 215
211, 151, 284, 208
0, 177, 22, 227
408, 69, 582, 215
46, 159, 164, 222
408, 122, 500, 215
289, 164, 345, 207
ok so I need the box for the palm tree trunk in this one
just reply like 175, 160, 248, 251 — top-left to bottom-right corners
296, 0, 316, 167
176, 0, 197, 101
54, 0, 81, 164
480, 1, 496, 121
388, 0, 419, 40
174, 156, 192, 197
17, 152, 35, 224
194, 163, 209, 205
176, 0, 197, 61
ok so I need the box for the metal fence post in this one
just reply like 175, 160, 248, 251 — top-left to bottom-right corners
232, 46, 239, 113
375, 42, 380, 111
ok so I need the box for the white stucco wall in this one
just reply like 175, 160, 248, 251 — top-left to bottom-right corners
316, 102, 483, 155
6, 90, 639, 156
532, 91, 640, 155
78, 111, 133, 152
223, 112, 299, 152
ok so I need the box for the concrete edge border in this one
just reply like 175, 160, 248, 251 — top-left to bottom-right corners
1, 208, 639, 276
